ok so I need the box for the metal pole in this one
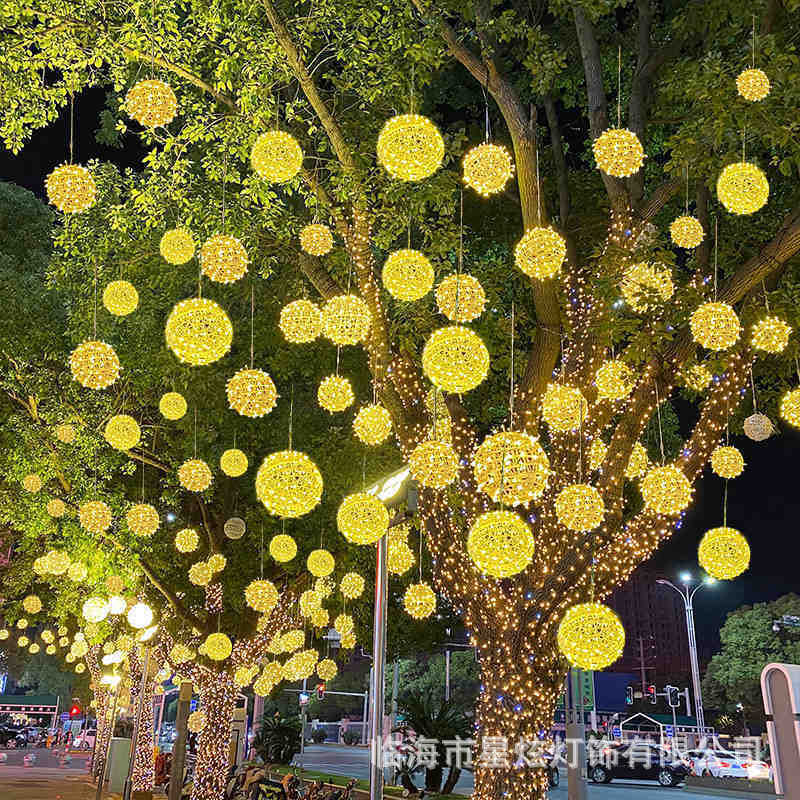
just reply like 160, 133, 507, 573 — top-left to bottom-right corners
96, 687, 119, 800
155, 692, 166, 753
638, 637, 647, 695
369, 532, 387, 800
299, 678, 307, 771
123, 646, 151, 800
362, 676, 370, 745
168, 681, 193, 800
445, 650, 451, 702
566, 669, 587, 800
685, 596, 706, 733
390, 660, 399, 786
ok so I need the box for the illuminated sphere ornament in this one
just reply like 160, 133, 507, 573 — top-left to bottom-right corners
555, 484, 606, 532
698, 526, 750, 580
189, 562, 212, 586
171, 643, 195, 664
377, 114, 444, 182
224, 517, 246, 539
307, 549, 335, 577
353, 404, 393, 446
284, 650, 319, 681
542, 383, 588, 433
234, 665, 258, 688
435, 273, 485, 322
22, 595, 42, 614
126, 503, 160, 537
17, 619, 28, 630
317, 375, 354, 413
104, 414, 141, 450
588, 438, 608, 471
388, 538, 415, 575
515, 227, 566, 280
29, 643, 41, 655
79, 501, 112, 533
299, 590, 322, 618
17, 636, 29, 648
462, 143, 514, 197
107, 595, 126, 615
314, 576, 334, 599
0, 630, 7, 640
256, 450, 323, 518
159, 391, 187, 420
752, 316, 791, 353
220, 448, 248, 477
717, 162, 769, 215
334, 614, 354, 637
557, 603, 625, 670
595, 360, 635, 402
127, 601, 153, 629
337, 492, 389, 544
160, 228, 195, 264
82, 597, 109, 624
300, 224, 334, 256
46, 645, 56, 655
669, 215, 705, 249
744, 413, 773, 441
467, 511, 534, 578
382, 249, 434, 301
340, 572, 365, 599
199, 235, 248, 283
690, 302, 741, 351
322, 295, 371, 346
736, 68, 770, 102
41, 630, 54, 644
22, 474, 42, 493
780, 388, 800, 428
312, 612, 329, 633
625, 442, 649, 480
175, 528, 199, 553
269, 534, 297, 562
187, 711, 206, 733
70, 340, 120, 389
106, 574, 125, 594
165, 297, 233, 366
621, 262, 674, 312
245, 579, 279, 613
280, 300, 322, 343
403, 583, 436, 619
251, 131, 303, 183
48, 551, 70, 575
102, 280, 139, 316
592, 128, 644, 177
409, 440, 459, 489
207, 553, 226, 573
125, 79, 177, 127
422, 326, 489, 394
710, 445, 744, 479
226, 368, 277, 418
178, 459, 212, 492
55, 423, 76, 443
317, 658, 338, 682
473, 431, 550, 506
46, 164, 96, 213
641, 464, 692, 515
68, 562, 87, 583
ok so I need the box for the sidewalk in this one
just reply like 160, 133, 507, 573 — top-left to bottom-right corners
0, 766, 121, 799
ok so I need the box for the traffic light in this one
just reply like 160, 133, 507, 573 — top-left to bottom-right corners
646, 685, 657, 704
666, 685, 680, 708
69, 703, 81, 717
625, 686, 634, 705
316, 683, 325, 701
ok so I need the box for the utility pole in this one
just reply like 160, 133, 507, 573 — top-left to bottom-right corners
638, 638, 647, 695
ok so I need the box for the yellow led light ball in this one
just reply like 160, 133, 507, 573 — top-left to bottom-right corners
592, 128, 645, 177
404, 582, 436, 619
588, 438, 608, 471
467, 511, 534, 578
435, 273, 486, 322
284, 649, 319, 681
558, 602, 625, 670
0, 629, 7, 640
422, 325, 489, 394
199, 234, 248, 284
314, 576, 334, 599
165, 297, 233, 366
555, 484, 606, 532
170, 643, 195, 664
41, 630, 54, 644
29, 643, 41, 655
311, 607, 330, 628
736, 68, 770, 102
710, 445, 744, 479
102, 280, 139, 317
175, 528, 199, 553
79, 501, 112, 533
22, 595, 42, 614
46, 645, 56, 655
382, 249, 435, 301
251, 131, 303, 183
353, 404, 393, 446
300, 224, 334, 256
70, 340, 120, 389
269, 534, 297, 562
514, 227, 566, 280
542, 383, 589, 433
698, 526, 750, 580
377, 114, 444, 182
104, 414, 141, 451
16, 618, 28, 630
226, 368, 277, 418
409, 439, 459, 489
256, 450, 323, 518
595, 360, 635, 401
46, 498, 66, 518
669, 215, 705, 249
160, 228, 195, 265
625, 442, 649, 480
317, 374, 355, 413
188, 562, 212, 586
322, 295, 371, 346
208, 553, 226, 572
178, 459, 212, 492
682, 363, 713, 392
744, 412, 773, 441
307, 549, 335, 577
641, 464, 692, 515
337, 492, 389, 544
462, 142, 514, 197
334, 614, 354, 636
717, 162, 769, 215
279, 299, 323, 344
158, 391, 187, 421
690, 302, 741, 350
64, 651, 75, 663
125, 79, 177, 127
220, 448, 248, 478
126, 503, 160, 537
22, 474, 42, 493
752, 316, 791, 353
245, 579, 279, 613
18, 636, 29, 648
67, 562, 87, 582
55, 423, 76, 443
82, 597, 109, 623
234, 665, 259, 688
340, 572, 365, 599
299, 589, 322, 618
473, 431, 550, 506
780, 388, 800, 428
621, 262, 674, 312
48, 550, 71, 575
253, 666, 279, 696
317, 658, 338, 682
187, 711, 206, 733
388, 538, 415, 575
46, 164, 96, 213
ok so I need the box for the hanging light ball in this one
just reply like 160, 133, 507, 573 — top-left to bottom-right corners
409, 439, 459, 489
280, 300, 323, 344
17, 619, 29, 630
467, 511, 534, 578
462, 142, 514, 197
300, 224, 334, 256
175, 528, 199, 553
542, 383, 589, 433
188, 561, 213, 586
269, 534, 297, 562
159, 391, 187, 421
0, 630, 7, 640
710, 445, 744, 479
160, 228, 195, 265
207, 552, 226, 573
82, 597, 109, 624
307, 549, 335, 577
641, 464, 692, 515
682, 363, 713, 392
353, 404, 393, 446
284, 650, 319, 681
251, 131, 304, 183
625, 442, 649, 480
403, 582, 436, 619
780, 388, 800, 428
55, 423, 76, 443
125, 79, 177, 127
224, 517, 246, 539
340, 572, 365, 599
171, 642, 196, 664
253, 667, 279, 696
317, 375, 355, 413
555, 484, 606, 532
299, 589, 322, 618
199, 235, 249, 284
717, 162, 769, 215
187, 710, 207, 734
317, 658, 338, 682
592, 128, 645, 177
377, 114, 444, 182
388, 538, 415, 575
736, 68, 770, 102
669, 215, 705, 249
245, 579, 279, 613
234, 665, 259, 688
256, 450, 323, 518
165, 297, 233, 366
690, 302, 741, 350
220, 448, 248, 477
422, 325, 489, 394
102, 280, 139, 317
595, 360, 635, 402
47, 498, 66, 517
337, 492, 389, 544
557, 602, 625, 670
22, 595, 42, 614
282, 629, 306, 652
69, 340, 120, 389
104, 414, 141, 451
321, 295, 372, 346
46, 644, 57, 655
47, 550, 70, 575
29, 643, 41, 655
588, 438, 608, 471
472, 431, 550, 506
226, 368, 278, 418
107, 595, 126, 615
752, 316, 791, 353
46, 164, 96, 213
106, 574, 125, 594
382, 249, 435, 301
79, 501, 112, 533
177, 459, 212, 492
314, 576, 334, 599
41, 630, 55, 644
126, 503, 160, 537
435, 273, 486, 322
514, 227, 567, 280
620, 262, 674, 312
698, 526, 750, 580
744, 413, 773, 441
22, 474, 42, 493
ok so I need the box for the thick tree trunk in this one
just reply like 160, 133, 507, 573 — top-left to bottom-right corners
131, 684, 156, 791
191, 671, 236, 800
91, 689, 111, 780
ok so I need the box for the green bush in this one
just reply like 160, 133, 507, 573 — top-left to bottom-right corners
342, 730, 361, 745
252, 715, 302, 764
311, 728, 327, 743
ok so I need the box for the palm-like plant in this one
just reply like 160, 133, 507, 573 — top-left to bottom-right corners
252, 715, 302, 765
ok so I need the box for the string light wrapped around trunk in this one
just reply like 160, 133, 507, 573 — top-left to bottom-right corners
588, 438, 608, 471
467, 511, 534, 578
104, 414, 141, 450
280, 300, 323, 343
353, 404, 393, 445
178, 459, 212, 492
669, 215, 705, 249
337, 492, 389, 544
321, 295, 371, 345
382, 249, 434, 301
403, 582, 436, 619
175, 528, 199, 553
514, 227, 566, 279
681, 363, 713, 392
472, 431, 550, 506
736, 69, 770, 101
409, 439, 459, 489
541, 383, 588, 434
698, 527, 750, 579
717, 162, 769, 215
557, 602, 626, 670
641, 464, 692, 515
125, 79, 177, 127
126, 503, 160, 537
220, 448, 248, 477
226, 368, 277, 417
299, 224, 334, 256
620, 262, 674, 312
199, 235, 249, 284
159, 391, 187, 420
435, 274, 485, 322
751, 316, 790, 353
377, 114, 444, 182
256, 450, 323, 518
79, 501, 112, 533
160, 228, 195, 264
592, 128, 645, 177
317, 375, 354, 413
251, 131, 303, 183
422, 325, 489, 394
269, 534, 297, 562
690, 302, 741, 350
46, 164, 96, 213
462, 142, 514, 197
165, 298, 233, 366
554, 484, 606, 532
70, 340, 120, 389
595, 359, 635, 401
710, 445, 744, 479
102, 280, 139, 316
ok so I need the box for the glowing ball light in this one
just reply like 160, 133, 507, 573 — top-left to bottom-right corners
224, 517, 246, 539
595, 360, 635, 402
641, 464, 692, 515
284, 650, 319, 681
317, 375, 354, 413
698, 526, 750, 580
621, 262, 674, 312
710, 445, 744, 479
18, 636, 29, 648
269, 534, 297, 562
208, 553, 226, 572
0, 630, 9, 641
690, 302, 741, 351
22, 474, 42, 493
55, 424, 76, 443
17, 619, 28, 630
404, 582, 436, 619
312, 608, 330, 628
101, 280, 139, 317
280, 300, 323, 343
107, 595, 126, 615
409, 439, 459, 489
253, 670, 277, 697
175, 528, 199, 553
22, 595, 42, 614
251, 131, 303, 183
125, 79, 177, 127
165, 298, 233, 365
256, 450, 323, 518
353, 404, 393, 446
337, 492, 389, 544
473, 431, 550, 506
67, 562, 87, 581
780, 388, 800, 428
515, 225, 568, 280
126, 503, 160, 537
104, 414, 141, 450
736, 68, 770, 102
467, 511, 534, 578
220, 448, 248, 477
41, 630, 54, 643
382, 249, 434, 301
752, 316, 791, 353
70, 340, 120, 389
300, 224, 334, 256
199, 235, 248, 283
245, 579, 279, 613
159, 391, 187, 420
187, 711, 206, 733
226, 368, 277, 418
334, 614, 354, 636
79, 501, 112, 533
106, 574, 124, 594
340, 572, 365, 599
435, 273, 485, 322
744, 413, 773, 441
422, 326, 489, 394
542, 383, 588, 433
160, 228, 195, 264
388, 538, 415, 575
717, 162, 769, 215
48, 550, 71, 575
83, 597, 109, 623
234, 665, 259, 688
462, 142, 514, 197
46, 164, 96, 213
178, 459, 212, 492
592, 128, 644, 177
314, 576, 334, 599
299, 590, 321, 618
322, 295, 371, 346
127, 602, 153, 629
669, 215, 705, 249
625, 442, 649, 479
589, 438, 608, 471
682, 363, 713, 392
555, 484, 606, 532
557, 602, 625, 670
317, 658, 338, 682
307, 549, 335, 577
377, 114, 444, 182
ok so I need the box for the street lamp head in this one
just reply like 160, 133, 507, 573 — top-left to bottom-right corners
138, 624, 159, 642
773, 623, 781, 633
703, 576, 716, 586
680, 571, 692, 583
100, 673, 121, 688
127, 601, 154, 629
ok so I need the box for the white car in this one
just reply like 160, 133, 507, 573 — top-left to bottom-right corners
687, 749, 748, 779
742, 758, 770, 780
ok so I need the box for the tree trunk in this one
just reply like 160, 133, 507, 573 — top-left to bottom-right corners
131, 684, 156, 791
91, 688, 111, 780
191, 671, 236, 800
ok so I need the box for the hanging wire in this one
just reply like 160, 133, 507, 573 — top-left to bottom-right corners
454, 188, 464, 320
742, 126, 747, 162
335, 346, 341, 376
69, 92, 75, 164
578, 390, 584, 482
193, 408, 198, 457
723, 479, 729, 527
93, 261, 98, 338
508, 300, 516, 430
713, 216, 719, 300
410, 62, 415, 114
535, 139, 542, 225
150, 0, 156, 76
750, 365, 758, 412
418, 525, 423, 582
250, 281, 255, 368
288, 383, 294, 449
482, 86, 491, 142
617, 45, 622, 128
260, 526, 264, 578
653, 379, 666, 463
407, 212, 411, 249
362, 449, 367, 491
752, 14, 757, 69
221, 135, 228, 232
761, 278, 770, 312
685, 165, 690, 215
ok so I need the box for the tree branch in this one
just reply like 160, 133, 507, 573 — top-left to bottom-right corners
543, 94, 570, 224
298, 253, 342, 300
138, 556, 209, 634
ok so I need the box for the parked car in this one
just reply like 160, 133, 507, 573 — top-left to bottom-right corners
589, 741, 689, 787
72, 729, 97, 750
0, 726, 28, 748
686, 749, 749, 779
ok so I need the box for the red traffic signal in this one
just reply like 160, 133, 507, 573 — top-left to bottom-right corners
315, 683, 325, 701
646, 685, 657, 704
69, 704, 81, 717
